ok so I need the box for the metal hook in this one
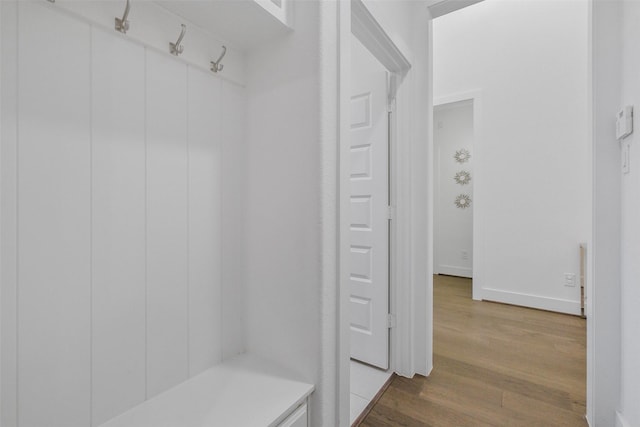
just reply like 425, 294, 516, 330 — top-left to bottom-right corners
115, 0, 131, 34
210, 46, 227, 73
170, 24, 186, 56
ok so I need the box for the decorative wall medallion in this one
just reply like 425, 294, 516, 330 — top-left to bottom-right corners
454, 149, 471, 163
455, 194, 472, 209
454, 170, 471, 185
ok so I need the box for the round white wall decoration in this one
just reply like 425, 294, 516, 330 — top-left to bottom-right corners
455, 194, 472, 209
454, 149, 471, 163
454, 170, 471, 185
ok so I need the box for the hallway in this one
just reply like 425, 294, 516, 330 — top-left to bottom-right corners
358, 275, 587, 426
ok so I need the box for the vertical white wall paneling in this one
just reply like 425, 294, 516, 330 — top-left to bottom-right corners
187, 66, 222, 374
2, 1, 240, 424
17, 2, 91, 426
146, 50, 189, 398
1, 1, 18, 425
221, 81, 247, 360
91, 28, 146, 426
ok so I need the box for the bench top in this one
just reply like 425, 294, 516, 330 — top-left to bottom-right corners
99, 353, 315, 427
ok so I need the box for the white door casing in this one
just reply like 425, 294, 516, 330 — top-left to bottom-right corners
349, 37, 389, 370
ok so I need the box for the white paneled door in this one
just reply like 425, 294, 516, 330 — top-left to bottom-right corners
350, 38, 390, 370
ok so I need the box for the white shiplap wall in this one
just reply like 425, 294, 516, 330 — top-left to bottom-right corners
18, 6, 92, 426
1, 2, 245, 426
91, 28, 147, 425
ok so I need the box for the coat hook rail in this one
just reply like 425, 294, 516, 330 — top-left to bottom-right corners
115, 0, 131, 34
210, 46, 227, 73
170, 24, 186, 56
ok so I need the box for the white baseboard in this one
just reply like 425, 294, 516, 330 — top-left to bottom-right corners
616, 411, 630, 427
437, 265, 472, 278
481, 288, 581, 315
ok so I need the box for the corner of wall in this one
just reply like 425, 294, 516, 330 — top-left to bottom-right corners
243, 1, 328, 426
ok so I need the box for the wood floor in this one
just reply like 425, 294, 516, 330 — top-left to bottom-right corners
358, 275, 587, 427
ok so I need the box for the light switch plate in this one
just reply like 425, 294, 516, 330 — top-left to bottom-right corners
616, 106, 633, 140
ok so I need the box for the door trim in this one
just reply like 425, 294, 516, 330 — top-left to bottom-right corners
337, 1, 413, 425
351, 0, 411, 78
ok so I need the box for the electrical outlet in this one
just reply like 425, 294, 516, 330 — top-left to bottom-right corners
564, 273, 576, 287
461, 251, 468, 260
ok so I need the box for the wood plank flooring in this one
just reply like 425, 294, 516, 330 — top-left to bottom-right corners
358, 275, 587, 426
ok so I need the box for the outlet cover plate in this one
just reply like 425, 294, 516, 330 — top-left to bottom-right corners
564, 273, 576, 287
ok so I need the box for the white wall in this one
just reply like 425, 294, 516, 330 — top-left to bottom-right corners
433, 0, 590, 315
243, 1, 324, 424
618, 1, 640, 425
0, 2, 245, 426
434, 101, 474, 277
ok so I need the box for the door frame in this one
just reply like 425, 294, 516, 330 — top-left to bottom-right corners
337, 0, 413, 425
433, 90, 482, 299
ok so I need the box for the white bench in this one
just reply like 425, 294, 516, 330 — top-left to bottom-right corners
99, 354, 314, 427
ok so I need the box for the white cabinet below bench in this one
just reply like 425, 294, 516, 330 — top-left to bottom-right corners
99, 354, 314, 427
278, 402, 308, 427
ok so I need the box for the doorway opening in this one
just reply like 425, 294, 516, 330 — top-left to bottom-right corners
429, 0, 589, 423
433, 91, 482, 301
434, 99, 474, 283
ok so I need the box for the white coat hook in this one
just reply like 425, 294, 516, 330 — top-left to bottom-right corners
210, 46, 227, 73
170, 24, 186, 56
115, 0, 131, 34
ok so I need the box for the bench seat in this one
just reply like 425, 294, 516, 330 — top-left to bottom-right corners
99, 354, 314, 427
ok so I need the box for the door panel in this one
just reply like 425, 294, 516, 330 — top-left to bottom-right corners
349, 37, 389, 370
